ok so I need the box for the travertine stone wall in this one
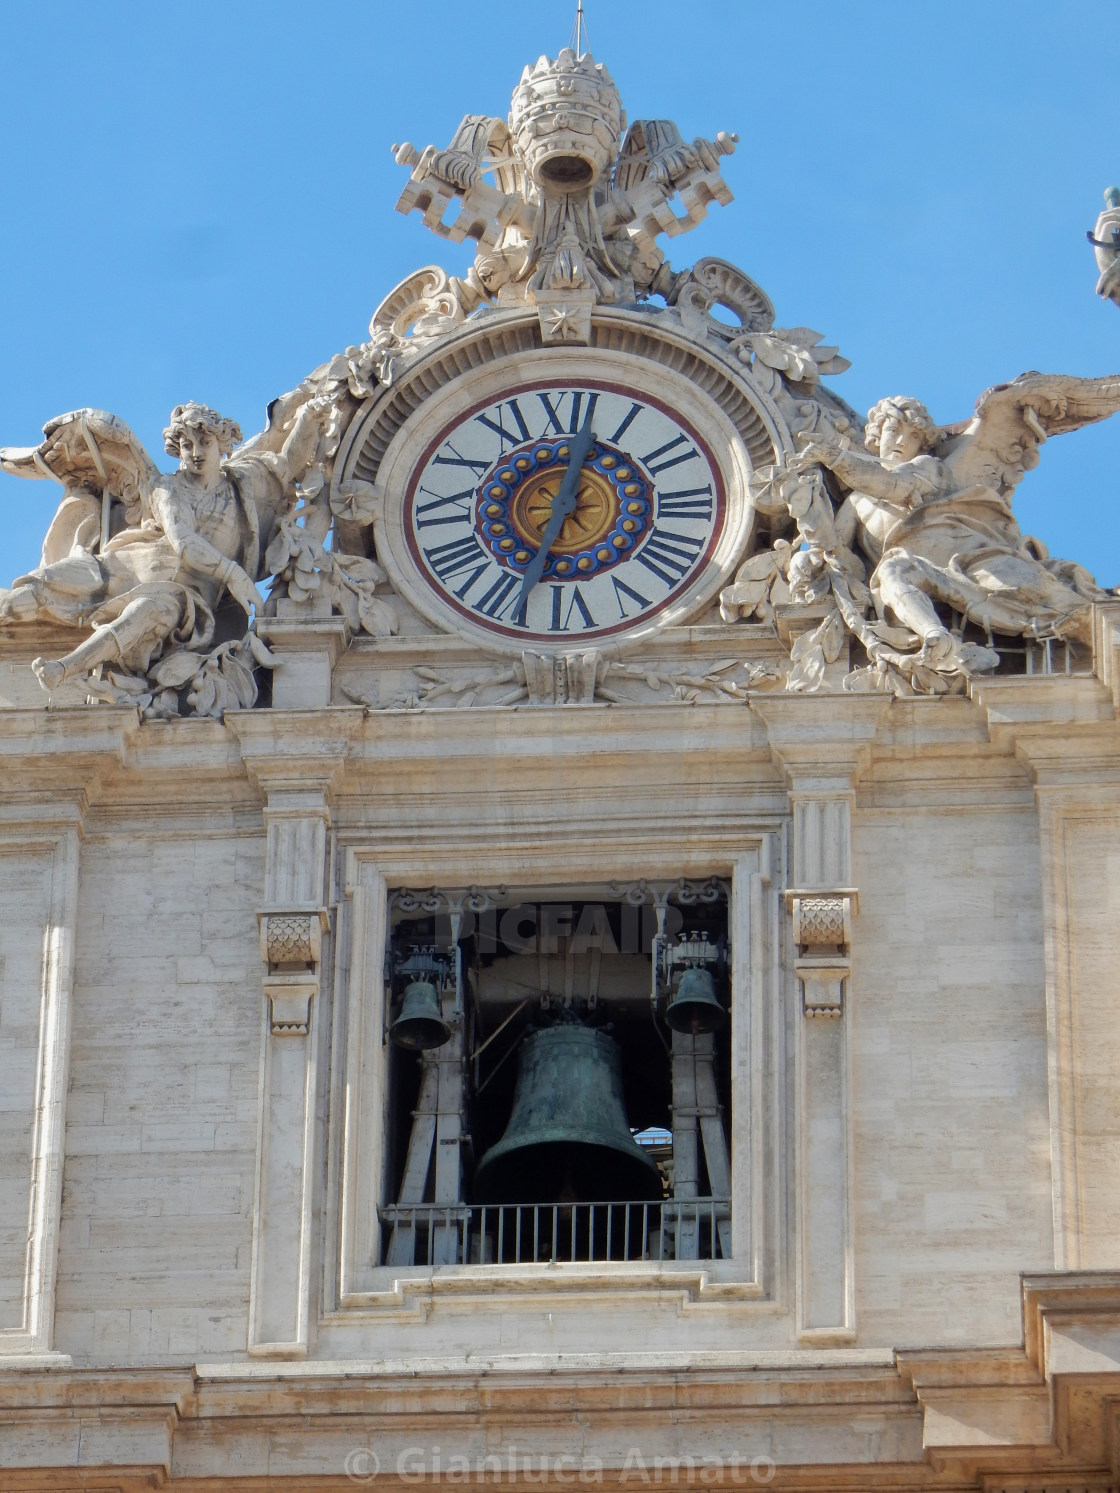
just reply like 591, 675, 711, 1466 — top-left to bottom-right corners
0, 678, 1115, 1376
852, 801, 1053, 1346
53, 830, 262, 1363
1042, 809, 1120, 1267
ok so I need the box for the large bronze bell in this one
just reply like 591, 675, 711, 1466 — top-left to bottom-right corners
473, 1024, 662, 1204
664, 966, 726, 1034
390, 979, 452, 1050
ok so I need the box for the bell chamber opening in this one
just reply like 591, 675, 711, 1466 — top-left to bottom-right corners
380, 883, 733, 1269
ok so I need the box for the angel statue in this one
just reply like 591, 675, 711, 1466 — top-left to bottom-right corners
728, 372, 1120, 694
0, 397, 329, 707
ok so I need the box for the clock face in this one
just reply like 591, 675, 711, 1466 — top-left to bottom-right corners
402, 380, 725, 643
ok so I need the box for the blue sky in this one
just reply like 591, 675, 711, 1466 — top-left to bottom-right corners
1, 0, 1119, 583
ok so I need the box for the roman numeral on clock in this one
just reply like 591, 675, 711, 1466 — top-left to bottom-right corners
634, 528, 706, 586
612, 575, 650, 618
656, 484, 713, 521
432, 441, 490, 476
608, 401, 643, 445
474, 399, 532, 449
641, 433, 700, 477
549, 585, 596, 631
413, 485, 474, 529
537, 390, 600, 436
476, 571, 525, 622
423, 534, 490, 582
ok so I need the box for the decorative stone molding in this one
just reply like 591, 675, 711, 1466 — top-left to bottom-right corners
786, 890, 855, 1021
10, 1272, 1120, 1493
263, 974, 317, 1036
794, 958, 847, 1019
260, 910, 325, 972
786, 888, 857, 950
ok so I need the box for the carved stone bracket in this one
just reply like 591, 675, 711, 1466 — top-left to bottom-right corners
785, 888, 857, 951
531, 289, 596, 346
262, 974, 317, 1036
258, 907, 329, 1035
255, 606, 351, 711
523, 649, 602, 704
259, 909, 328, 971
793, 960, 847, 1019
784, 889, 856, 1020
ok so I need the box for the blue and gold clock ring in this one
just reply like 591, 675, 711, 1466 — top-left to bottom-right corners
474, 435, 654, 582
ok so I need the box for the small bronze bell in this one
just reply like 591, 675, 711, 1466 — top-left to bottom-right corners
665, 966, 726, 1034
390, 979, 452, 1050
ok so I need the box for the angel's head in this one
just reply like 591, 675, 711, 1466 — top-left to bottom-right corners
164, 402, 242, 485
864, 396, 941, 464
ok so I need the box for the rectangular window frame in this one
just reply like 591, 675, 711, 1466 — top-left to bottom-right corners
324, 837, 782, 1317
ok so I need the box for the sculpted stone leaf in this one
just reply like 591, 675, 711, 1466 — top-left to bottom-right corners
787, 610, 845, 693
264, 526, 297, 577
149, 651, 207, 689
357, 594, 400, 638
331, 481, 381, 524
336, 553, 388, 587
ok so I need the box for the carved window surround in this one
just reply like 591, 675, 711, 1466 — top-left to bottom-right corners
323, 836, 783, 1324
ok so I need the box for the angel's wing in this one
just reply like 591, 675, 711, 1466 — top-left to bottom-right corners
940, 371, 1120, 499
0, 408, 159, 527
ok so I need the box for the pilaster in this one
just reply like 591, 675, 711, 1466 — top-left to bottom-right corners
0, 709, 136, 1362
231, 713, 360, 1354
753, 695, 888, 1342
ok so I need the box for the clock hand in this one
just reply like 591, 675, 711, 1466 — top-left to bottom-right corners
514, 410, 596, 619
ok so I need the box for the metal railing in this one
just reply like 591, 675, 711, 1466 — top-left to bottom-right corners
380, 1198, 731, 1267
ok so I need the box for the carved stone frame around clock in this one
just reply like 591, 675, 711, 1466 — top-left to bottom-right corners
333, 307, 791, 654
